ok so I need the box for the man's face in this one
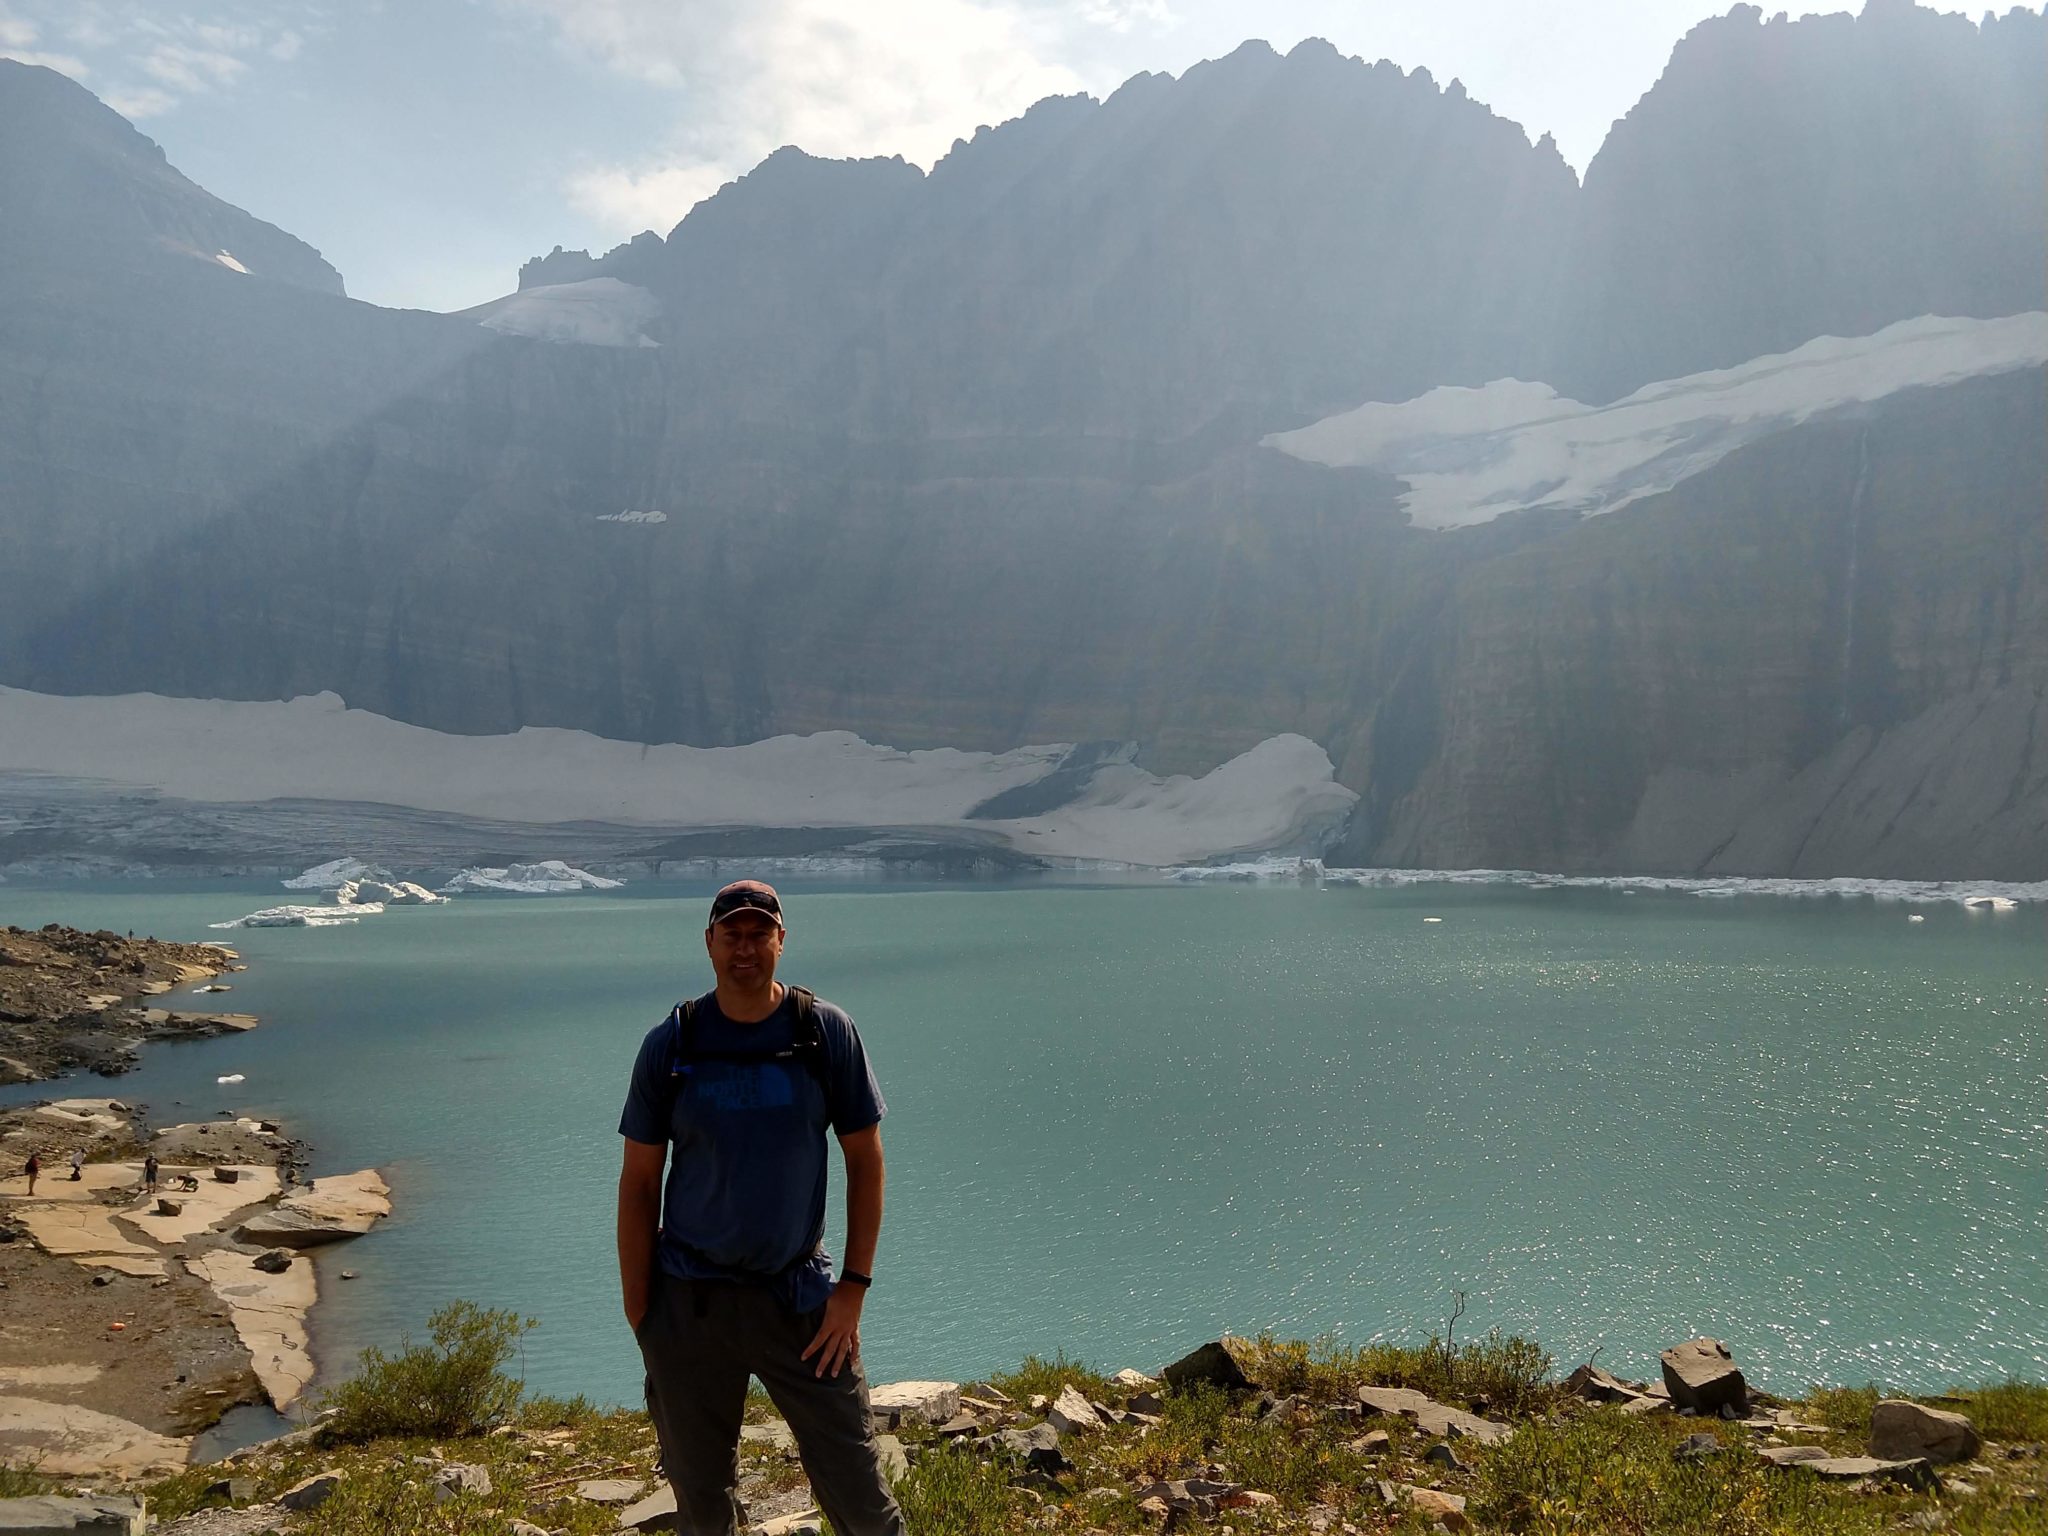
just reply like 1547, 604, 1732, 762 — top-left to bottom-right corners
705, 911, 784, 989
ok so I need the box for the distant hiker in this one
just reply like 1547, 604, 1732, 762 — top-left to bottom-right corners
617, 880, 903, 1536
143, 1153, 160, 1192
23, 1151, 39, 1196
69, 1147, 84, 1181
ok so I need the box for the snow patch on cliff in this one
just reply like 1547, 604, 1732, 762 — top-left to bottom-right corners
477, 277, 661, 348
0, 688, 1355, 868
1265, 312, 2048, 529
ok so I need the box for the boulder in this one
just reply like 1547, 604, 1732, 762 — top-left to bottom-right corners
1132, 1479, 1242, 1519
1379, 1483, 1470, 1530
1160, 1338, 1257, 1393
991, 1423, 1072, 1475
1111, 1368, 1157, 1389
1869, 1400, 1981, 1465
201, 1477, 257, 1505
1047, 1385, 1104, 1435
234, 1169, 389, 1248
875, 1433, 909, 1482
251, 1248, 292, 1274
434, 1463, 492, 1501
1563, 1363, 1645, 1404
1356, 1384, 1513, 1444
0, 1496, 147, 1534
1659, 1338, 1748, 1416
278, 1471, 343, 1511
868, 1380, 960, 1430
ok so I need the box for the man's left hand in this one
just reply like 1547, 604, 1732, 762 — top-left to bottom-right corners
800, 1282, 866, 1378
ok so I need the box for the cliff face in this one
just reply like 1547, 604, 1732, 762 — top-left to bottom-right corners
0, 11, 2042, 879
1550, 2, 2047, 400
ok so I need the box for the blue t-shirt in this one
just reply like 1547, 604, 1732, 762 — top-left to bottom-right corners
618, 987, 885, 1313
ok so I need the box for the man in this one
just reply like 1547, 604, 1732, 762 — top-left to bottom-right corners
617, 880, 905, 1536
143, 1152, 160, 1193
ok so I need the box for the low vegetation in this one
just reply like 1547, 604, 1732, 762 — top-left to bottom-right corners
105, 1308, 2048, 1536
318, 1300, 537, 1442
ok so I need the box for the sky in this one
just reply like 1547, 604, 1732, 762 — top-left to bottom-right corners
0, 1, 2026, 312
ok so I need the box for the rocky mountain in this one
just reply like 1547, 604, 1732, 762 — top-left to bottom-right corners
0, 6, 2042, 879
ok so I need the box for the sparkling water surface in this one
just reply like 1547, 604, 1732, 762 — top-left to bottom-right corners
2, 877, 2040, 1410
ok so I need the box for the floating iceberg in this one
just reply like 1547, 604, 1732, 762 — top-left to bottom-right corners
283, 857, 397, 891
216, 1073, 244, 1084
211, 903, 381, 929
440, 860, 623, 894
335, 878, 448, 906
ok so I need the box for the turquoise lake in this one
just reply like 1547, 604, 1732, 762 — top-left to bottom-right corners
2, 877, 2041, 1412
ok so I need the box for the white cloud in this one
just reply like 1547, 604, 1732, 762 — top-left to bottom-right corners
139, 41, 247, 91
567, 160, 733, 232
103, 83, 174, 116
18, 1, 316, 119
512, 0, 1084, 237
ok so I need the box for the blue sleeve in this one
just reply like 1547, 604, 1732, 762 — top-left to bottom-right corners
618, 1015, 675, 1144
818, 1003, 886, 1135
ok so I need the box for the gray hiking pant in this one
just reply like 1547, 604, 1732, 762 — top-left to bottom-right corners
637, 1271, 907, 1536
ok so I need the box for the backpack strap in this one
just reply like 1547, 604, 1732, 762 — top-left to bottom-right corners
659, 986, 829, 1122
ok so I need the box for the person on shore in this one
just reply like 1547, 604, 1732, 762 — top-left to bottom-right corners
69, 1147, 84, 1182
617, 880, 904, 1536
143, 1152, 160, 1192
23, 1151, 39, 1196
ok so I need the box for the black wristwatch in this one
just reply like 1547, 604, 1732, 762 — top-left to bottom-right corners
840, 1269, 873, 1288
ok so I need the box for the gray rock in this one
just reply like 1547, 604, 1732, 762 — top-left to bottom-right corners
1758, 1446, 1939, 1489
0, 1496, 147, 1534
991, 1422, 1072, 1475
1869, 1400, 1982, 1465
572, 1479, 638, 1503
1673, 1432, 1724, 1462
278, 1471, 342, 1512
867, 1380, 960, 1430
1356, 1384, 1513, 1445
507, 1523, 553, 1536
875, 1433, 909, 1482
1133, 1478, 1242, 1519
1660, 1338, 1748, 1416
1562, 1364, 1644, 1404
1159, 1339, 1256, 1393
617, 1485, 677, 1532
1047, 1384, 1104, 1435
202, 1478, 258, 1505
1424, 1440, 1467, 1470
251, 1248, 292, 1274
754, 1512, 823, 1536
433, 1463, 492, 1501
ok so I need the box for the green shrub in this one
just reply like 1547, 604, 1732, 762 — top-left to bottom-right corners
320, 1300, 536, 1441
891, 1443, 1025, 1536
1807, 1383, 1880, 1437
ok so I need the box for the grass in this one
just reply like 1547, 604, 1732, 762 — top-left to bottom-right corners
0, 1464, 51, 1497
123, 1303, 2046, 1536
320, 1301, 537, 1441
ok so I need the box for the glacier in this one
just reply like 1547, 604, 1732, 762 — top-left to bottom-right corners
1264, 312, 2048, 529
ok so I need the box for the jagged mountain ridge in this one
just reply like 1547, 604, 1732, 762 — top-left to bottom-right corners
0, 5, 2043, 879
522, 6, 2044, 418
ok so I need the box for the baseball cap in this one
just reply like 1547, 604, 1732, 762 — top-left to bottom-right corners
708, 879, 784, 928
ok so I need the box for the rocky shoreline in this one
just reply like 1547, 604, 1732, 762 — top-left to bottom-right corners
0, 926, 391, 1479
0, 924, 255, 1084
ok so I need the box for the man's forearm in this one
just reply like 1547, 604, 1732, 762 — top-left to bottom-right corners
617, 1177, 661, 1326
841, 1152, 884, 1278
